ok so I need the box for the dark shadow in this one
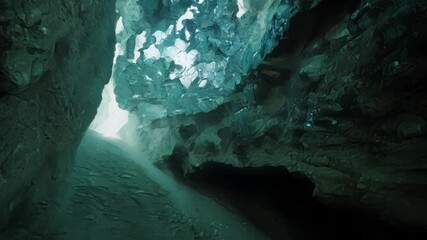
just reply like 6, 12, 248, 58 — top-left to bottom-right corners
268, 0, 361, 57
54, 38, 71, 66
163, 161, 427, 240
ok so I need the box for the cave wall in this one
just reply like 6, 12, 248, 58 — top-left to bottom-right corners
135, 0, 427, 227
113, 0, 326, 121
274, 0, 427, 226
0, 0, 116, 237
115, 0, 327, 160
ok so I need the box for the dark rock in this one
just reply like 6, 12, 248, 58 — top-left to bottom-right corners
0, 0, 116, 237
1, 0, 423, 234
299, 55, 328, 83
134, 0, 427, 228
397, 114, 427, 139
300, 132, 347, 148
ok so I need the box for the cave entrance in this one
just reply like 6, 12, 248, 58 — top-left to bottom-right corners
82, 0, 427, 239
175, 162, 424, 240
89, 16, 131, 140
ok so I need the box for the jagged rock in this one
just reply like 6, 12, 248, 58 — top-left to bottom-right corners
0, 0, 116, 237
1, 49, 34, 90
397, 114, 427, 139
113, 0, 325, 119
1, 0, 425, 236
132, 0, 427, 228
299, 55, 328, 83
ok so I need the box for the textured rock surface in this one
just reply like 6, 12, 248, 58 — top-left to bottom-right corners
1, 0, 424, 237
113, 0, 323, 119
49, 131, 267, 240
128, 0, 427, 227
0, 0, 116, 237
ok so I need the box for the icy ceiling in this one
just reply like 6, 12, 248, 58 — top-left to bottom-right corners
113, 0, 292, 120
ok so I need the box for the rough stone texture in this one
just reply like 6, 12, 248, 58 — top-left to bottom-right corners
113, 0, 323, 119
133, 0, 427, 227
50, 131, 267, 240
0, 0, 116, 238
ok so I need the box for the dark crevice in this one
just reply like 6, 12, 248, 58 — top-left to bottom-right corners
54, 38, 71, 66
268, 0, 362, 58
0, 89, 6, 99
161, 160, 427, 240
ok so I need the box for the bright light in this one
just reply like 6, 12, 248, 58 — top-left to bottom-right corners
174, 51, 191, 67
132, 31, 147, 63
180, 66, 198, 88
166, 25, 175, 35
176, 7, 195, 31
116, 17, 124, 34
153, 31, 167, 44
163, 43, 199, 89
143, 45, 161, 59
90, 19, 129, 139
199, 80, 207, 88
90, 80, 129, 139
185, 29, 192, 41
113, 43, 124, 64
236, 0, 247, 18
174, 38, 188, 51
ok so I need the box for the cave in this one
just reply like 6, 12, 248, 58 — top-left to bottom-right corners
184, 163, 426, 240
1, 0, 427, 239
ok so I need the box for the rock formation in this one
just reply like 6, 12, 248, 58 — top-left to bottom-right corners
115, 0, 427, 227
0, 0, 426, 237
0, 0, 116, 237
